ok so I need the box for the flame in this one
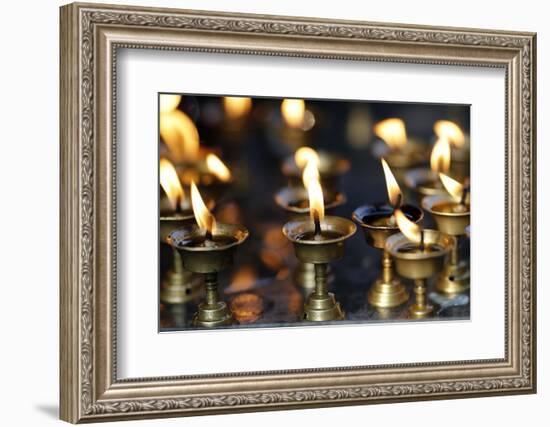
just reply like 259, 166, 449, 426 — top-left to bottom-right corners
395, 209, 422, 244
434, 120, 465, 148
223, 97, 252, 119
439, 173, 464, 202
159, 94, 181, 113
430, 138, 451, 174
297, 147, 321, 190
294, 146, 320, 170
281, 99, 305, 129
159, 158, 184, 211
302, 159, 320, 190
190, 181, 217, 234
206, 154, 232, 182
159, 109, 200, 163
381, 158, 402, 207
308, 177, 325, 223
374, 118, 407, 149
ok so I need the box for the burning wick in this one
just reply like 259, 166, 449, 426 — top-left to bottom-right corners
205, 227, 213, 242
313, 209, 322, 238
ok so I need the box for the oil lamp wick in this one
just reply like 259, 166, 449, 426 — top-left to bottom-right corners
313, 209, 322, 237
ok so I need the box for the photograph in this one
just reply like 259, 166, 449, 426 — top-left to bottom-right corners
158, 94, 471, 330
56, 2, 537, 423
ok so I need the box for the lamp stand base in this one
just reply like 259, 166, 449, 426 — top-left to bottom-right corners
368, 277, 409, 308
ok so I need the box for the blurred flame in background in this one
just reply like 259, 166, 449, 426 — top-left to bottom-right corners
434, 120, 465, 148
223, 96, 252, 120
430, 138, 451, 174
206, 154, 232, 182
374, 118, 407, 149
281, 99, 315, 131
159, 94, 200, 163
159, 158, 185, 211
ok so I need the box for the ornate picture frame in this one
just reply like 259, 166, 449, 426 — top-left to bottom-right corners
60, 2, 536, 423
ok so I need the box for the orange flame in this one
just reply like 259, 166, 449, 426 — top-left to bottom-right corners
159, 109, 200, 163
190, 181, 217, 234
381, 158, 402, 207
206, 154, 232, 182
439, 173, 464, 202
434, 120, 465, 148
395, 209, 422, 244
281, 99, 305, 129
159, 158, 184, 211
223, 96, 252, 119
430, 138, 451, 174
374, 118, 407, 149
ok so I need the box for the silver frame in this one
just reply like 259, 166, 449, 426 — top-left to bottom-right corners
60, 2, 536, 423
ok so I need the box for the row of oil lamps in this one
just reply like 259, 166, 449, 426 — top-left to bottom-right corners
158, 95, 470, 327
160, 151, 469, 327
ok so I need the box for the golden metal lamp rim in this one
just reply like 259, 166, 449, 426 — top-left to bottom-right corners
274, 186, 347, 214
160, 211, 195, 222
352, 203, 423, 231
281, 150, 351, 179
421, 194, 471, 218
167, 223, 249, 252
282, 215, 356, 245
385, 229, 454, 261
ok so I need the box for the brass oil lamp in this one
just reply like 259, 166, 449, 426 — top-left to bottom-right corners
371, 118, 429, 185
422, 173, 470, 295
353, 159, 423, 308
386, 210, 454, 318
275, 153, 346, 289
282, 159, 356, 321
281, 146, 350, 194
168, 182, 249, 327
159, 158, 209, 304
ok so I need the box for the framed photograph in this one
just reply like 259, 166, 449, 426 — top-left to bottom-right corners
60, 2, 536, 423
